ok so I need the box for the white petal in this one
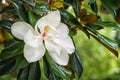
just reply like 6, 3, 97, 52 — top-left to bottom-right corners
35, 10, 60, 33
11, 22, 33, 40
53, 36, 75, 54
45, 40, 61, 55
24, 43, 45, 63
24, 29, 41, 47
56, 23, 69, 35
45, 40, 69, 65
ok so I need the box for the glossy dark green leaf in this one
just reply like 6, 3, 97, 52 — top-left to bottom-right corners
15, 55, 29, 70
50, 61, 71, 79
115, 32, 120, 47
72, 0, 81, 17
0, 41, 24, 61
86, 26, 118, 57
97, 33, 117, 49
21, 0, 35, 6
91, 34, 118, 57
0, 5, 18, 18
101, 0, 116, 16
94, 21, 120, 30
48, 72, 61, 80
17, 65, 29, 80
43, 56, 50, 78
109, 0, 120, 8
0, 57, 16, 76
69, 29, 76, 36
86, 26, 118, 49
12, 0, 28, 22
33, 2, 50, 14
43, 56, 60, 80
59, 8, 79, 25
90, 1, 98, 14
0, 19, 14, 33
28, 11, 37, 26
0, 6, 15, 13
28, 62, 41, 80
70, 51, 83, 78
63, 0, 72, 9
17, 62, 41, 80
86, 24, 103, 30
4, 39, 15, 48
79, 26, 91, 39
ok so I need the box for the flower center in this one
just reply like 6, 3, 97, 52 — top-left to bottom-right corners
42, 25, 50, 38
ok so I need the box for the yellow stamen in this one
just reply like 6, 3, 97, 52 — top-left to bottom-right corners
44, 25, 50, 33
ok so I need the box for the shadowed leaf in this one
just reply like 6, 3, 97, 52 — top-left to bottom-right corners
0, 19, 14, 33
101, 0, 116, 16
0, 41, 24, 61
15, 55, 29, 70
17, 62, 41, 80
12, 0, 28, 22
0, 57, 16, 76
70, 51, 83, 78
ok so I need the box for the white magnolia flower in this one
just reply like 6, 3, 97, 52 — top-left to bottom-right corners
11, 10, 75, 65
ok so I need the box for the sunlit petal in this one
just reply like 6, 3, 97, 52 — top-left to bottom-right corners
45, 40, 69, 65
24, 43, 45, 63
11, 22, 33, 40
35, 10, 60, 33
53, 36, 75, 54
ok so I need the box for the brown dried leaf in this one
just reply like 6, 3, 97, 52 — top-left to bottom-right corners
87, 14, 97, 25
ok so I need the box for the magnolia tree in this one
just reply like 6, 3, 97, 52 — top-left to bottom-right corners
0, 0, 120, 80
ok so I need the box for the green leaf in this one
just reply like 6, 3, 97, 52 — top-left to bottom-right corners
59, 8, 79, 25
28, 62, 41, 80
4, 39, 15, 48
79, 26, 91, 39
86, 26, 118, 57
87, 24, 103, 30
87, 25, 118, 49
97, 33, 117, 49
72, 0, 81, 17
43, 56, 60, 80
115, 32, 120, 47
15, 55, 29, 70
94, 21, 120, 30
12, 0, 28, 22
33, 2, 50, 14
101, 0, 116, 16
0, 6, 15, 14
28, 11, 37, 26
0, 57, 16, 76
17, 65, 29, 80
70, 51, 83, 78
17, 62, 41, 80
50, 61, 71, 79
43, 56, 50, 78
91, 34, 118, 57
90, 1, 98, 14
63, 0, 72, 9
0, 41, 24, 61
21, 0, 35, 6
0, 19, 14, 33
48, 72, 61, 80
89, 0, 95, 4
